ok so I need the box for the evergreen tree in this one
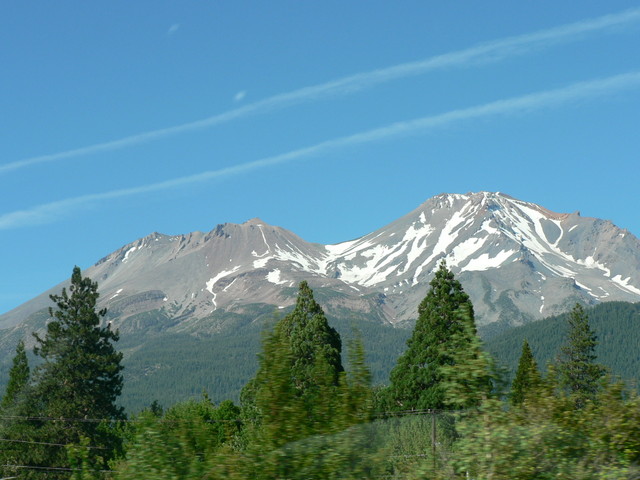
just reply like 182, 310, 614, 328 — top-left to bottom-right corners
556, 303, 606, 408
342, 331, 374, 424
245, 281, 344, 447
277, 280, 343, 392
387, 260, 477, 410
510, 339, 542, 405
1, 339, 30, 410
3, 266, 125, 479
440, 303, 495, 409
234, 285, 378, 479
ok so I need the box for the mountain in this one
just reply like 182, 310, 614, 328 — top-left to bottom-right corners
3, 191, 640, 410
2, 192, 640, 335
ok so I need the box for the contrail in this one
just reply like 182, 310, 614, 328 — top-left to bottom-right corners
2, 70, 639, 231
2, 7, 639, 175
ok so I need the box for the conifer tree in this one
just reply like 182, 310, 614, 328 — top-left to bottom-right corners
246, 281, 344, 447
1, 339, 30, 410
556, 303, 606, 408
277, 280, 343, 392
387, 260, 476, 410
441, 303, 495, 409
0, 340, 32, 477
2, 266, 125, 479
510, 339, 542, 405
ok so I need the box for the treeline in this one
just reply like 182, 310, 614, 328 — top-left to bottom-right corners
1, 263, 640, 478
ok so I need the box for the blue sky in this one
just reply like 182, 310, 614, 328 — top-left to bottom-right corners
2, 1, 640, 314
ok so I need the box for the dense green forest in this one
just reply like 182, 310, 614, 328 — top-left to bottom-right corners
1, 265, 640, 478
115, 314, 410, 412
2, 294, 638, 413
85, 299, 640, 411
485, 300, 640, 385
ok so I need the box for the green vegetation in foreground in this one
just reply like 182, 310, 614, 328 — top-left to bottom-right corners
2, 263, 640, 479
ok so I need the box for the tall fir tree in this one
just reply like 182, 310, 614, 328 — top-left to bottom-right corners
510, 339, 542, 405
440, 303, 495, 409
1, 339, 30, 410
2, 266, 125, 479
245, 281, 345, 448
387, 260, 477, 410
237, 283, 378, 479
277, 280, 343, 391
556, 303, 606, 408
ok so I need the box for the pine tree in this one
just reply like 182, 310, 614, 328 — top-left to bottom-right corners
1, 339, 30, 410
387, 260, 477, 410
510, 339, 542, 405
3, 266, 125, 479
556, 303, 606, 408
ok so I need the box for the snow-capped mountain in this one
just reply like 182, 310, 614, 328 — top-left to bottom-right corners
2, 192, 639, 332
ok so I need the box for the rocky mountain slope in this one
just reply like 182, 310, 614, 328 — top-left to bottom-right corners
2, 192, 640, 334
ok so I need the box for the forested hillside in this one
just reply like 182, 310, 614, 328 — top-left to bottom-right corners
116, 315, 409, 412
486, 301, 640, 385
2, 300, 638, 412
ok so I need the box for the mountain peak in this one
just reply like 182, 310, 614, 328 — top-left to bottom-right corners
2, 192, 639, 332
243, 217, 267, 226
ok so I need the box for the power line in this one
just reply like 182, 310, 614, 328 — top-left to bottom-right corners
0, 438, 106, 450
2, 464, 112, 473
0, 408, 462, 425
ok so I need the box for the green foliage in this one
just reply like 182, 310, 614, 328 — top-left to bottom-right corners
387, 260, 478, 410
0, 304, 411, 414
0, 266, 125, 479
343, 332, 374, 423
510, 339, 542, 405
444, 381, 640, 479
244, 281, 346, 448
374, 412, 458, 478
485, 301, 640, 387
34, 266, 124, 418
113, 395, 242, 479
211, 282, 382, 479
440, 303, 496, 409
0, 339, 30, 409
557, 303, 607, 408
277, 281, 343, 390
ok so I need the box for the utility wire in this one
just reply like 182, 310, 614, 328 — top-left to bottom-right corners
2, 464, 112, 473
0, 438, 106, 450
0, 408, 462, 425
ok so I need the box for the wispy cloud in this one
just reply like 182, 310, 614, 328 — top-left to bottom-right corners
234, 90, 247, 102
167, 24, 180, 35
2, 71, 639, 231
2, 7, 639, 176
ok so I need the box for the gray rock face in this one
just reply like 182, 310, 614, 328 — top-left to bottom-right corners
2, 192, 639, 332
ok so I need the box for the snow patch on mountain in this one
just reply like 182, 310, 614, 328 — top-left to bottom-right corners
575, 256, 611, 277
464, 249, 518, 272
109, 288, 123, 300
266, 269, 288, 285
253, 257, 270, 268
206, 266, 241, 294
122, 246, 138, 263
611, 275, 640, 295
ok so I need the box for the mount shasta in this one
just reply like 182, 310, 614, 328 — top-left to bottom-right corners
2, 191, 640, 334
